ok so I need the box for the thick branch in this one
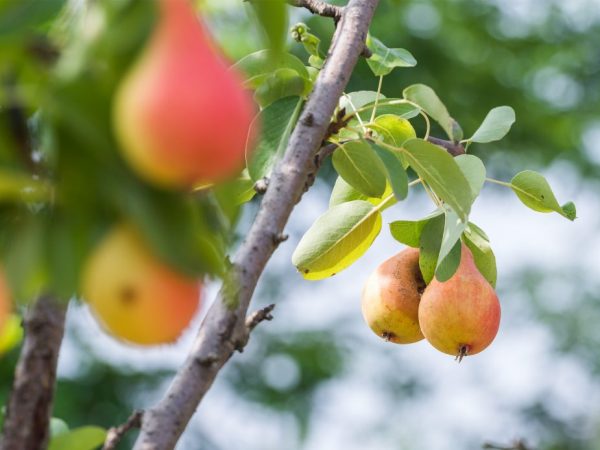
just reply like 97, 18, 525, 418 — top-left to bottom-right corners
133, 1, 379, 448
0, 296, 66, 450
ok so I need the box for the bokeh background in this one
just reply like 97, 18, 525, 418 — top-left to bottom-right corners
2, 0, 600, 449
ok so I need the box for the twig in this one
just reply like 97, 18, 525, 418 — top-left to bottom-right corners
245, 304, 275, 332
0, 296, 66, 450
289, 0, 343, 21
483, 439, 533, 450
132, 1, 379, 448
289, 0, 371, 57
427, 136, 465, 157
102, 410, 144, 450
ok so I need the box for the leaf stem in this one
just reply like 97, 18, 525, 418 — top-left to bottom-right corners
369, 75, 384, 123
485, 177, 512, 188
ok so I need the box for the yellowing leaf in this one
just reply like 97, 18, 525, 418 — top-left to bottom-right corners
292, 200, 383, 280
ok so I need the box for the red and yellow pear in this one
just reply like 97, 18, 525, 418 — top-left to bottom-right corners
361, 248, 425, 344
81, 224, 201, 346
113, 0, 256, 189
418, 243, 501, 359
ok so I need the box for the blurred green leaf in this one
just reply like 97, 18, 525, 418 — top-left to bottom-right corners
48, 426, 106, 450
0, 0, 65, 39
250, 0, 288, 55
49, 418, 69, 438
0, 314, 23, 355
255, 68, 307, 107
246, 96, 302, 181
233, 50, 310, 91
358, 100, 420, 122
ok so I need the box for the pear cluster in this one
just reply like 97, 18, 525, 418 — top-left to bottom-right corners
361, 244, 501, 360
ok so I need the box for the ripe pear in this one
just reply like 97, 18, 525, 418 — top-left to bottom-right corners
81, 225, 201, 346
418, 244, 500, 360
361, 248, 425, 344
113, 0, 256, 189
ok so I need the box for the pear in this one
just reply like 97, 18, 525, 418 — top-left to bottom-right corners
361, 248, 425, 344
82, 224, 201, 346
419, 244, 500, 360
113, 0, 256, 189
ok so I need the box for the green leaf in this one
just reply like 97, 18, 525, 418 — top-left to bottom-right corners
50, 418, 69, 438
389, 209, 443, 248
0, 314, 24, 355
368, 115, 416, 168
418, 214, 444, 284
0, 170, 52, 203
233, 50, 310, 91
292, 200, 383, 280
469, 106, 516, 143
0, 0, 65, 38
339, 91, 385, 116
357, 100, 420, 122
561, 201, 577, 221
435, 240, 462, 282
366, 34, 417, 76
369, 115, 416, 147
435, 207, 467, 281
329, 176, 394, 208
455, 154, 486, 202
251, 0, 288, 55
290, 23, 323, 68
332, 140, 387, 198
254, 68, 307, 107
463, 222, 497, 287
370, 143, 408, 201
48, 426, 107, 450
401, 138, 472, 220
246, 96, 302, 181
403, 84, 454, 140
510, 170, 576, 220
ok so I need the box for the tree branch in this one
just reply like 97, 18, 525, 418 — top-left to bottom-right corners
102, 410, 144, 450
427, 136, 465, 156
132, 1, 379, 448
289, 0, 343, 21
0, 296, 66, 450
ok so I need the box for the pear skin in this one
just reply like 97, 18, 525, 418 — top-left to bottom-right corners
361, 248, 425, 344
82, 225, 201, 346
113, 0, 256, 188
419, 244, 500, 359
